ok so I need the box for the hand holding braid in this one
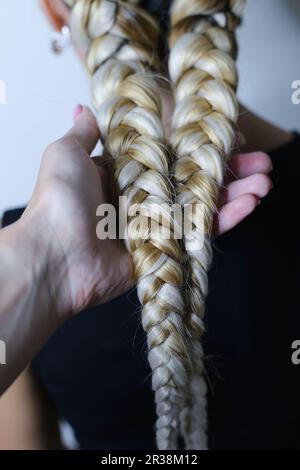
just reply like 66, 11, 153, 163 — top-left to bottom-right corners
68, 0, 193, 450
168, 0, 245, 449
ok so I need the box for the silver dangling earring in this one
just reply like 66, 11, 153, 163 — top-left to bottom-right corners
51, 25, 71, 54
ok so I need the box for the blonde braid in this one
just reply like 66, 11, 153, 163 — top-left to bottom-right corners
66, 0, 193, 450
168, 0, 245, 449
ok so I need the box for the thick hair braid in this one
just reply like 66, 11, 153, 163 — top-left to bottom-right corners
67, 0, 193, 450
168, 0, 245, 449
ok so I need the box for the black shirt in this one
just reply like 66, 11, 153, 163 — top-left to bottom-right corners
3, 134, 300, 450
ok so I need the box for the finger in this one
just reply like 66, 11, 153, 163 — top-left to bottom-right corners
224, 173, 273, 204
228, 151, 273, 180
66, 105, 100, 154
214, 193, 259, 237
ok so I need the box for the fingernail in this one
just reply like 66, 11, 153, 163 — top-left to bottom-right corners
73, 104, 83, 123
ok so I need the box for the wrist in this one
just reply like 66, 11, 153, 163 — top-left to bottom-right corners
0, 209, 70, 327
0, 218, 42, 296
24, 205, 76, 323
0, 214, 63, 393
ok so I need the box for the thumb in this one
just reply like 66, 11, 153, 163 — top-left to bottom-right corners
67, 105, 100, 154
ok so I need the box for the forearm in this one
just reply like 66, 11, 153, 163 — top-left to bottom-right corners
0, 217, 59, 395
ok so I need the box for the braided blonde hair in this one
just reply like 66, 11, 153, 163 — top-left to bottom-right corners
169, 0, 245, 449
65, 0, 193, 450
62, 0, 244, 450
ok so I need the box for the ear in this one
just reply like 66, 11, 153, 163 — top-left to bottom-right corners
39, 0, 70, 31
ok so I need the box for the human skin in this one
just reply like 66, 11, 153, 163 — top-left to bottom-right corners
0, 107, 133, 395
0, 104, 273, 449
0, 104, 273, 397
0, 0, 278, 396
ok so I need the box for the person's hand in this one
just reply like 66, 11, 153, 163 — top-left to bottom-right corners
0, 104, 273, 394
21, 105, 272, 322
215, 150, 273, 236
22, 105, 134, 322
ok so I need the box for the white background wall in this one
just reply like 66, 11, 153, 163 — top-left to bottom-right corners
0, 0, 300, 216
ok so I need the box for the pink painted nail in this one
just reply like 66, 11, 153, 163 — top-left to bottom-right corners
73, 104, 83, 123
